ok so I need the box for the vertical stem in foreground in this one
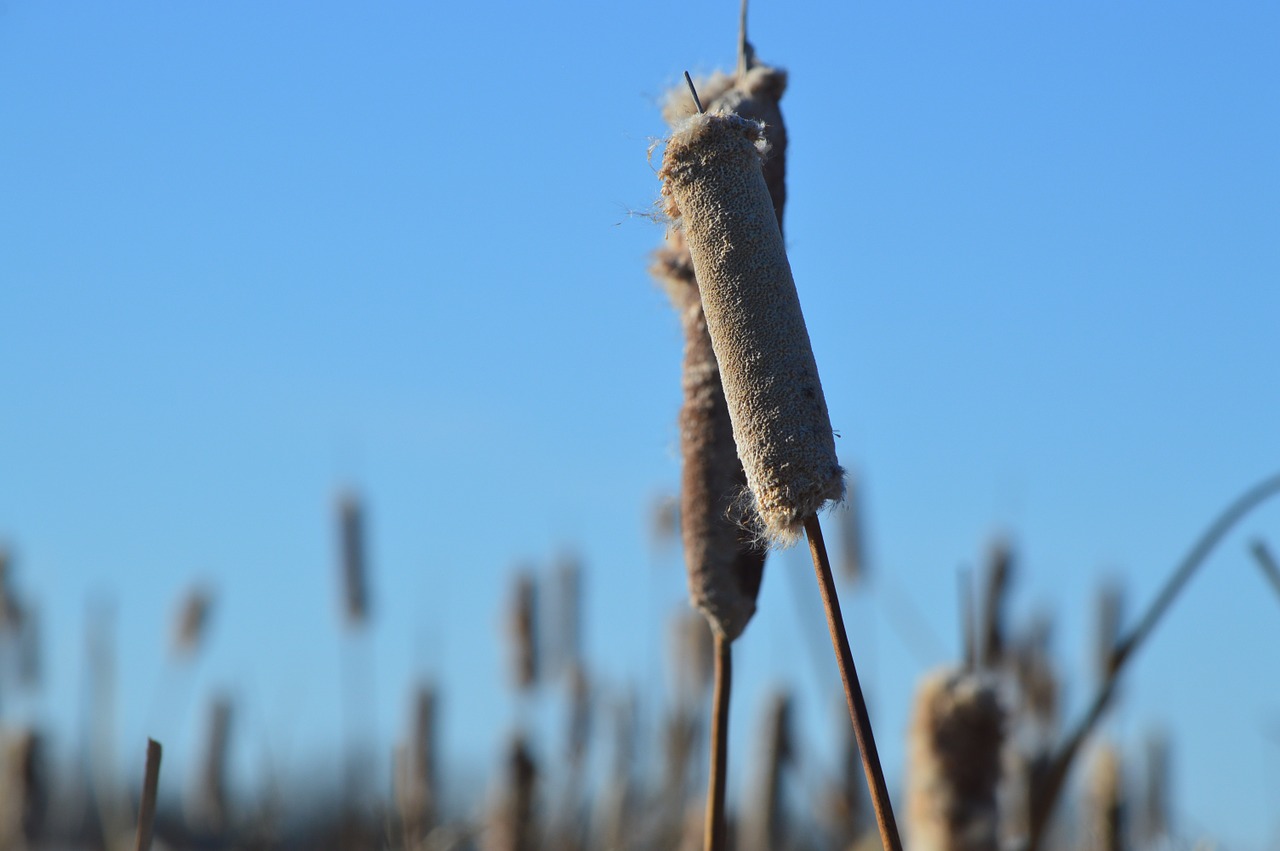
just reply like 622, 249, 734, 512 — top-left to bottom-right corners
704, 632, 732, 851
134, 738, 162, 851
805, 515, 904, 851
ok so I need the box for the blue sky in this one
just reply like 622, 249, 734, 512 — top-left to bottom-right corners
2, 1, 1278, 846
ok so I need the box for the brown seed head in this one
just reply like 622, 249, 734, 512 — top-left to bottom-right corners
907, 668, 1005, 851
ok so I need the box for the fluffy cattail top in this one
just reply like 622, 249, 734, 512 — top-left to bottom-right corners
907, 668, 1005, 851
659, 110, 843, 546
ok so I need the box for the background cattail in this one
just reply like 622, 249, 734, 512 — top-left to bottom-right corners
171, 585, 214, 659
743, 689, 793, 851
335, 489, 370, 628
1139, 731, 1170, 846
668, 608, 715, 702
395, 684, 439, 843
549, 554, 583, 678
907, 668, 1005, 851
659, 110, 843, 546
835, 475, 867, 587
191, 694, 233, 831
485, 734, 539, 851
979, 538, 1014, 668
507, 571, 539, 693
1093, 581, 1125, 684
1087, 744, 1126, 851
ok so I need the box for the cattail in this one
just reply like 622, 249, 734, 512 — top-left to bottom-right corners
0, 728, 45, 847
172, 584, 214, 658
0, 545, 21, 632
907, 668, 1005, 851
836, 474, 867, 586
651, 493, 682, 551
550, 554, 583, 677
1093, 581, 1125, 684
655, 232, 766, 641
1139, 731, 1170, 846
659, 105, 843, 547
485, 734, 539, 851
192, 694, 233, 830
743, 689, 793, 851
396, 684, 439, 841
978, 538, 1013, 667
669, 608, 715, 701
507, 571, 539, 692
336, 489, 370, 627
1087, 744, 1126, 851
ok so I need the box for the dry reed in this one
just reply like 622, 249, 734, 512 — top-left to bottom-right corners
171, 584, 214, 658
193, 695, 233, 830
133, 738, 162, 851
906, 669, 1005, 851
507, 572, 539, 693
742, 690, 793, 851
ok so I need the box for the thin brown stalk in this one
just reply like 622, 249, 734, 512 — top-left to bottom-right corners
1249, 539, 1280, 601
134, 738, 162, 851
804, 515, 903, 851
703, 633, 732, 851
1027, 470, 1280, 850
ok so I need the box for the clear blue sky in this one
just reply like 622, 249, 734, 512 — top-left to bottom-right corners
2, 1, 1278, 846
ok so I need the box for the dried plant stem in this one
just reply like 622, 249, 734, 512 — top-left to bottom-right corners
134, 738, 162, 851
703, 632, 732, 851
804, 515, 903, 851
1027, 470, 1280, 850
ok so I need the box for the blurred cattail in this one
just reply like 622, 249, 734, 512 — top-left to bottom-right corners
17, 604, 40, 688
836, 475, 867, 586
1013, 614, 1059, 735
1087, 744, 1126, 851
549, 555, 583, 678
659, 107, 843, 547
1139, 731, 1170, 846
507, 571, 539, 693
0, 728, 45, 847
650, 493, 682, 552
598, 692, 638, 851
669, 608, 715, 702
485, 734, 539, 851
743, 690, 793, 851
565, 662, 590, 771
0, 545, 19, 632
336, 489, 370, 628
1093, 581, 1125, 684
396, 684, 439, 841
171, 585, 214, 658
822, 697, 870, 846
978, 538, 1014, 668
192, 694, 233, 830
907, 669, 1005, 851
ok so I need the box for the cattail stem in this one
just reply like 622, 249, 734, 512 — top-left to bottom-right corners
804, 515, 903, 851
1027, 470, 1280, 850
704, 632, 732, 851
134, 738, 162, 851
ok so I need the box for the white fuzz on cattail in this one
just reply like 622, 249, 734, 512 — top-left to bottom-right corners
659, 111, 843, 547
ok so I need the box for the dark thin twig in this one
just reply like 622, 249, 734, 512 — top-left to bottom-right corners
736, 0, 752, 78
804, 515, 904, 851
959, 566, 974, 672
704, 632, 732, 851
1250, 540, 1280, 601
1027, 470, 1280, 850
684, 71, 705, 115
134, 738, 162, 851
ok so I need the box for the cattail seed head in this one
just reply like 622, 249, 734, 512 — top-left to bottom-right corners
659, 111, 843, 547
336, 490, 370, 628
656, 230, 765, 641
1088, 744, 1126, 851
907, 668, 1005, 851
172, 584, 214, 658
507, 571, 539, 693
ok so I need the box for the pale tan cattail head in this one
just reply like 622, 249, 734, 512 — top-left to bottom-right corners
0, 728, 43, 848
1087, 743, 1126, 851
907, 668, 1005, 851
336, 489, 370, 627
172, 584, 214, 658
396, 684, 439, 837
659, 110, 843, 546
